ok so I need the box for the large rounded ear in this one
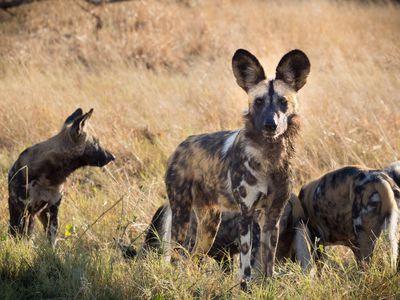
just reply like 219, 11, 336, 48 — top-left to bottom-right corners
63, 108, 83, 129
232, 49, 266, 92
70, 108, 93, 138
275, 49, 310, 91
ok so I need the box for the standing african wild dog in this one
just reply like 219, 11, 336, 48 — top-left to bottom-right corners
299, 166, 399, 271
163, 49, 310, 286
8, 108, 115, 246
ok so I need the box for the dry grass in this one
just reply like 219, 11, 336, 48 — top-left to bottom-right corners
0, 0, 400, 299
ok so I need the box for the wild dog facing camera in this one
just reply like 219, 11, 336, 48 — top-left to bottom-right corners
232, 49, 310, 139
164, 49, 310, 289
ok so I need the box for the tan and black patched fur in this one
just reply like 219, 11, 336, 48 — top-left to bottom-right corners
8, 108, 115, 246
299, 166, 399, 271
163, 49, 310, 287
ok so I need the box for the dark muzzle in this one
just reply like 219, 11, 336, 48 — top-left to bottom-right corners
98, 150, 115, 167
264, 121, 277, 132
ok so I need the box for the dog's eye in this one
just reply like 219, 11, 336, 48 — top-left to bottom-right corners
254, 98, 264, 106
279, 97, 288, 106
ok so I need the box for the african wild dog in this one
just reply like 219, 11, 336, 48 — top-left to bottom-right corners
8, 108, 115, 246
163, 49, 310, 287
122, 193, 311, 273
298, 166, 399, 271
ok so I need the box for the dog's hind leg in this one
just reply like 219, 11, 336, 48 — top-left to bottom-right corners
192, 205, 221, 255
27, 214, 36, 237
38, 209, 49, 232
294, 221, 313, 273
169, 185, 193, 259
48, 199, 61, 247
352, 211, 382, 269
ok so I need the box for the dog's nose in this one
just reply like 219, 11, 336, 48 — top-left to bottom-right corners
106, 151, 115, 162
264, 122, 277, 131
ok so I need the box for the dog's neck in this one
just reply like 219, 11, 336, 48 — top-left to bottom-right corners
30, 153, 87, 187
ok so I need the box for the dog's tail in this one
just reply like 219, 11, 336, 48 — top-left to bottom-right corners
373, 176, 399, 271
142, 204, 169, 254
116, 204, 170, 260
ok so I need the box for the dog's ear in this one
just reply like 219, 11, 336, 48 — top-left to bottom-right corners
276, 49, 310, 91
70, 108, 93, 138
63, 108, 83, 129
232, 49, 266, 92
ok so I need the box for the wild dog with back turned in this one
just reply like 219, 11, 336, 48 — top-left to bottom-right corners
299, 165, 399, 271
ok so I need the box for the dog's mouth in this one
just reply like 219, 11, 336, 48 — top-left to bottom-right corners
262, 122, 288, 139
262, 130, 282, 139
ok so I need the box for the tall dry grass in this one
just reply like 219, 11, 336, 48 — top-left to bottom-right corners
0, 0, 400, 299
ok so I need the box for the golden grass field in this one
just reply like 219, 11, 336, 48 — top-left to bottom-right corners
0, 0, 400, 299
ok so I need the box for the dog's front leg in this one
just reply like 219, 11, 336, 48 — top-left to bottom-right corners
8, 198, 25, 237
258, 190, 291, 278
258, 212, 280, 278
239, 210, 253, 290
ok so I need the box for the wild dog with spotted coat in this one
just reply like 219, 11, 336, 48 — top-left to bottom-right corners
8, 108, 115, 246
299, 166, 399, 271
163, 49, 310, 286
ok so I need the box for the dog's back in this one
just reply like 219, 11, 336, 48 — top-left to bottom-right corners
384, 161, 400, 188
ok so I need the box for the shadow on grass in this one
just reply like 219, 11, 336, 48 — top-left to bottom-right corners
0, 237, 125, 300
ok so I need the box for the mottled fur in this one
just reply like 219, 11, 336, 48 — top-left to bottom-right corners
299, 165, 399, 271
8, 108, 115, 246
163, 49, 310, 286
384, 161, 400, 198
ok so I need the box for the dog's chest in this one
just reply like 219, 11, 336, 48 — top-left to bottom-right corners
228, 161, 273, 210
